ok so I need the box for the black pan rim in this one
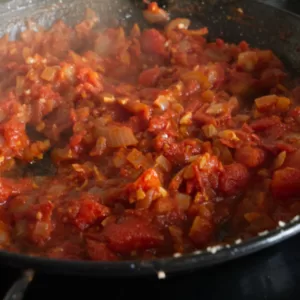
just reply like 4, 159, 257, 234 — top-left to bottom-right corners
256, 0, 300, 19
1, 0, 300, 277
1, 217, 300, 277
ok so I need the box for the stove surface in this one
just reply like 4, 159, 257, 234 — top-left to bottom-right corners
1, 1, 300, 299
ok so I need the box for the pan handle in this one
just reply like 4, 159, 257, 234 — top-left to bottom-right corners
3, 269, 35, 300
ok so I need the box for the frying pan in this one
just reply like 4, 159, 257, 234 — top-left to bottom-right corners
0, 0, 300, 278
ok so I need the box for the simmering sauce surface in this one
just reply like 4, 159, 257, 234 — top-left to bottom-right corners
0, 6, 300, 261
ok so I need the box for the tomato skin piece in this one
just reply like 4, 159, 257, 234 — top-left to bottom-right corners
59, 194, 110, 230
250, 116, 281, 131
140, 29, 167, 57
219, 163, 249, 196
153, 197, 176, 214
75, 198, 110, 230
101, 217, 163, 254
0, 178, 33, 204
234, 146, 265, 168
271, 167, 300, 199
138, 67, 161, 87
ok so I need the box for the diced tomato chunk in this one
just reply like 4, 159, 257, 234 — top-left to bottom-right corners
3, 118, 29, 156
60, 194, 110, 230
138, 67, 161, 87
140, 29, 167, 57
283, 150, 300, 169
219, 163, 249, 196
101, 217, 163, 254
271, 167, 300, 199
127, 168, 161, 202
234, 146, 265, 168
250, 116, 281, 131
153, 197, 176, 214
0, 177, 33, 204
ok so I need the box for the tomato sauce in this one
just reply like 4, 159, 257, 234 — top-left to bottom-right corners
0, 6, 300, 261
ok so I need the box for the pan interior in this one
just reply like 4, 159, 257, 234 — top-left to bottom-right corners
0, 0, 300, 274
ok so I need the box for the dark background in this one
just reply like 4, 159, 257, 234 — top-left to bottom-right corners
1, 1, 300, 300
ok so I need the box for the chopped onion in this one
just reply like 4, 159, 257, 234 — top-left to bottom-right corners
100, 92, 115, 103
233, 114, 250, 123
201, 90, 215, 102
156, 155, 171, 172
33, 221, 50, 237
184, 27, 208, 36
94, 35, 111, 56
135, 192, 153, 209
93, 166, 106, 182
273, 151, 286, 170
180, 71, 210, 90
202, 124, 217, 138
16, 76, 25, 95
89, 137, 106, 157
189, 216, 208, 240
213, 140, 233, 164
95, 125, 138, 148
257, 169, 269, 177
276, 97, 290, 112
130, 24, 141, 38
101, 215, 116, 227
180, 112, 192, 125
165, 18, 191, 36
41, 66, 59, 82
154, 94, 171, 111
143, 3, 169, 24
127, 148, 149, 169
61, 64, 75, 82
169, 226, 183, 245
218, 130, 239, 141
255, 95, 277, 110
175, 193, 191, 211
237, 51, 258, 72
172, 103, 184, 114
255, 95, 290, 113
206, 103, 224, 115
